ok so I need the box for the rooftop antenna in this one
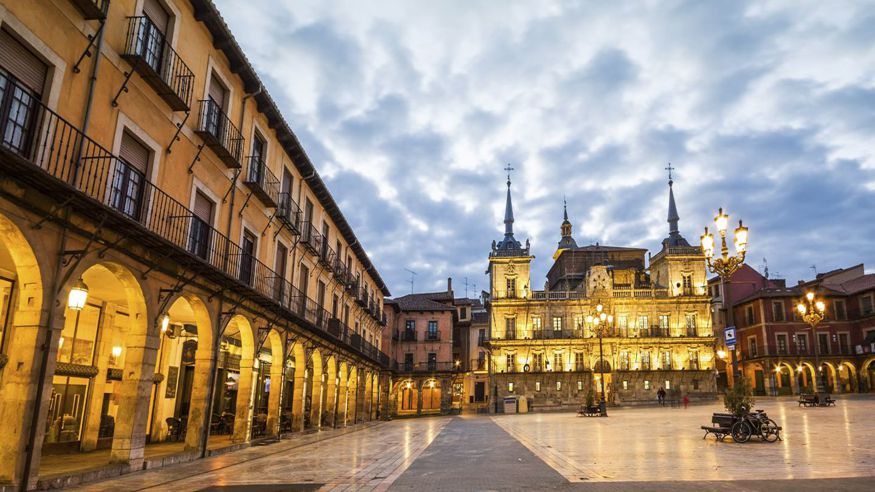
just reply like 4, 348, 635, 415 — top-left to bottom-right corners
762, 257, 769, 279
463, 277, 470, 297
810, 265, 817, 276
404, 268, 417, 294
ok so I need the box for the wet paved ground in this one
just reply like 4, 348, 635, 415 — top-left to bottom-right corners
69, 398, 875, 491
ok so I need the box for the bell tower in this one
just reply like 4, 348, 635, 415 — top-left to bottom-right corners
488, 166, 533, 299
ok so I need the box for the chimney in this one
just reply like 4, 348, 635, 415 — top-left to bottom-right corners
447, 277, 452, 295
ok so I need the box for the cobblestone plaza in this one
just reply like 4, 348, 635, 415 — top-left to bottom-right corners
63, 397, 875, 491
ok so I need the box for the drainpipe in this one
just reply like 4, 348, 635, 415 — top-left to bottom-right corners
20, 13, 107, 491
200, 83, 261, 456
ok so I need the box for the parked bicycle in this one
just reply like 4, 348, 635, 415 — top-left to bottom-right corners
730, 409, 781, 443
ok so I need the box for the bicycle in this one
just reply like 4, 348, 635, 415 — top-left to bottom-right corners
730, 409, 781, 443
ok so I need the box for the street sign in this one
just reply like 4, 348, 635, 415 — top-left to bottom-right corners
726, 344, 736, 351
725, 326, 736, 344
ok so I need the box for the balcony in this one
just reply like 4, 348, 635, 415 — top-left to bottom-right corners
68, 0, 108, 19
393, 361, 458, 373
319, 243, 336, 269
425, 330, 441, 341
402, 331, 417, 342
242, 156, 279, 207
300, 221, 324, 256
122, 17, 194, 111
195, 99, 243, 168
276, 192, 301, 233
0, 72, 390, 369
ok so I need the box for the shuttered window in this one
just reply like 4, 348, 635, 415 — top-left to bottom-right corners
0, 29, 47, 94
142, 0, 170, 35
193, 191, 213, 224
208, 74, 226, 109
118, 132, 150, 173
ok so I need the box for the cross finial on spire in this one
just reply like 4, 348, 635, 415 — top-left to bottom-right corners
665, 162, 675, 184
504, 163, 515, 186
563, 195, 568, 221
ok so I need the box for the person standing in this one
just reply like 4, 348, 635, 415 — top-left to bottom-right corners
657, 387, 666, 406
682, 394, 689, 409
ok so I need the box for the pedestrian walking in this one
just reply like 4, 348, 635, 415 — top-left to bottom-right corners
657, 387, 666, 406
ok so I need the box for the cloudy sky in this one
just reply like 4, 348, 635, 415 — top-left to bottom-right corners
216, 0, 875, 297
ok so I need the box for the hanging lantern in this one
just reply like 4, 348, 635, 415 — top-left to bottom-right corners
67, 278, 89, 311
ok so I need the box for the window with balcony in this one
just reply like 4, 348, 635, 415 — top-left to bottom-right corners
552, 316, 562, 332
0, 30, 48, 155
531, 316, 541, 335
427, 353, 437, 371
274, 242, 287, 303
748, 337, 758, 358
404, 353, 413, 372
196, 73, 243, 167
839, 333, 850, 355
772, 301, 785, 322
505, 354, 515, 372
239, 229, 256, 286
574, 315, 584, 334
113, 131, 149, 220
617, 315, 628, 336
658, 314, 670, 336
427, 320, 438, 340
682, 274, 692, 295
188, 191, 213, 259
641, 351, 651, 370
532, 353, 543, 372
637, 315, 648, 337
553, 352, 563, 372
776, 334, 788, 355
297, 263, 309, 314
505, 277, 516, 298
689, 350, 699, 370
404, 320, 416, 341
477, 351, 486, 370
505, 317, 516, 339
684, 313, 697, 336
661, 350, 672, 370
619, 351, 630, 370
574, 352, 585, 371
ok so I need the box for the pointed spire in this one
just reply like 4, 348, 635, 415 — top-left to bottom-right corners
557, 196, 577, 254
504, 172, 515, 237
563, 196, 569, 222
492, 165, 527, 257
666, 163, 679, 234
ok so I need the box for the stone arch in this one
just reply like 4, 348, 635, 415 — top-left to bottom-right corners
395, 378, 417, 414
147, 292, 214, 450
51, 260, 151, 463
211, 314, 255, 443
773, 362, 795, 394
838, 361, 857, 393
258, 329, 284, 437
0, 211, 45, 485
821, 361, 838, 393
325, 356, 337, 428
421, 378, 441, 412
309, 348, 324, 428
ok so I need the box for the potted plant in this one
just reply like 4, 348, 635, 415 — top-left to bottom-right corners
724, 377, 755, 417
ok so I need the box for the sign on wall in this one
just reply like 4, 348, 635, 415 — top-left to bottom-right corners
165, 366, 179, 399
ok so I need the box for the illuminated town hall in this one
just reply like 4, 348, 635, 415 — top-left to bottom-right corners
486, 172, 718, 406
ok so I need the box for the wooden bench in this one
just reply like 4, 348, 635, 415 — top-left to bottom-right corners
799, 393, 837, 407
701, 413, 737, 441
577, 405, 601, 417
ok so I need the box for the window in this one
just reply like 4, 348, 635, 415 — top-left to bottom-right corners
532, 316, 542, 332
553, 352, 563, 372
661, 350, 672, 370
239, 230, 256, 285
818, 333, 829, 355
641, 352, 651, 370
478, 328, 486, 345
644, 380, 651, 390
316, 280, 326, 324
839, 333, 850, 354
427, 352, 437, 371
427, 320, 438, 340
637, 315, 648, 336
532, 353, 544, 371
689, 350, 699, 370
505, 317, 516, 339
404, 320, 416, 341
658, 314, 670, 336
477, 351, 486, 370
189, 191, 214, 259
796, 333, 808, 354
506, 354, 515, 372
331, 293, 339, 319
577, 381, 583, 391
834, 300, 847, 320
573, 315, 584, 335
682, 274, 692, 295
685, 313, 697, 336
619, 351, 629, 370
622, 380, 629, 390
617, 315, 628, 336
404, 353, 413, 371
274, 243, 288, 302
574, 352, 585, 371
748, 337, 758, 357
505, 277, 516, 298
535, 381, 541, 392
861, 295, 874, 316
0, 30, 48, 159
552, 316, 562, 332
745, 306, 755, 325
113, 131, 149, 219
665, 380, 671, 390
508, 382, 514, 392
776, 334, 788, 355
556, 381, 562, 391
772, 301, 785, 322
460, 307, 468, 319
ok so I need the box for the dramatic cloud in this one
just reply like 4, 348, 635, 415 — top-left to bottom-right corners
216, 0, 875, 296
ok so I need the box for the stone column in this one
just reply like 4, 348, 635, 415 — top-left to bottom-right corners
337, 373, 348, 426
416, 379, 424, 416
325, 372, 337, 428
82, 304, 117, 450
110, 331, 159, 468
185, 347, 215, 451
309, 371, 324, 430
292, 364, 306, 432
231, 358, 255, 443
266, 362, 283, 436
0, 300, 55, 488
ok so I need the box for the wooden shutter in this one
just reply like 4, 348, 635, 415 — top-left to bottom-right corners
0, 29, 47, 94
208, 74, 226, 108
119, 132, 149, 173
142, 0, 170, 34
193, 191, 213, 224
281, 169, 292, 194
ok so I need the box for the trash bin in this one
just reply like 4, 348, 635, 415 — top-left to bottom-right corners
503, 396, 518, 414
518, 397, 529, 414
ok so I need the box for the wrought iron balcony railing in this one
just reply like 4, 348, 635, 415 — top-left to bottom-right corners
393, 361, 458, 373
276, 192, 301, 233
401, 331, 417, 342
0, 72, 390, 368
425, 330, 441, 341
300, 221, 324, 256
122, 17, 194, 111
242, 155, 279, 207
68, 0, 108, 19
196, 99, 243, 168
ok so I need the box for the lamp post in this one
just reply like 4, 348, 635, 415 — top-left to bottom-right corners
797, 291, 827, 393
701, 208, 748, 388
586, 303, 613, 417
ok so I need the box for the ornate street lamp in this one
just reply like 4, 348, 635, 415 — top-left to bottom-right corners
701, 208, 748, 387
586, 302, 613, 417
797, 291, 827, 393
67, 277, 89, 311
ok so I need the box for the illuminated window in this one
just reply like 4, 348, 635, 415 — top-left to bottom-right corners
644, 380, 651, 390
508, 382, 514, 392
665, 380, 671, 390
535, 381, 541, 392
532, 316, 542, 332
622, 380, 629, 390
552, 316, 562, 331
533, 353, 543, 371
553, 352, 563, 372
556, 381, 562, 391
577, 381, 583, 391
505, 354, 515, 372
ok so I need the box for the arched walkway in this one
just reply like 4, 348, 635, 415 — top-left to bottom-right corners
325, 356, 337, 428
208, 315, 254, 444
252, 329, 283, 438
838, 362, 857, 393
0, 211, 45, 485
863, 358, 875, 392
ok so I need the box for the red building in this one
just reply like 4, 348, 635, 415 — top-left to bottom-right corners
711, 264, 875, 395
